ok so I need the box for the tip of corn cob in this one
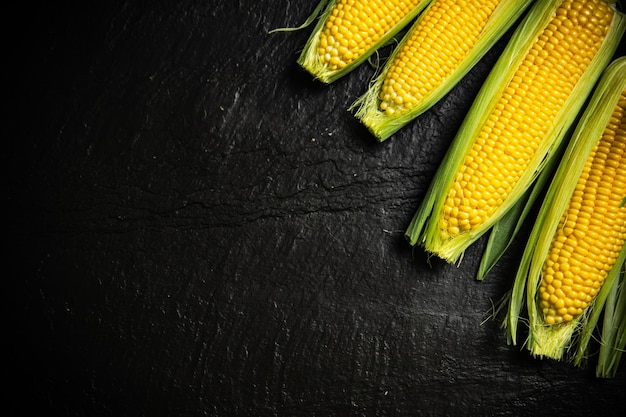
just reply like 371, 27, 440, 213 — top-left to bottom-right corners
296, 0, 431, 84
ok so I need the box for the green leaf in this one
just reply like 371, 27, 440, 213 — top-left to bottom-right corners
268, 0, 331, 34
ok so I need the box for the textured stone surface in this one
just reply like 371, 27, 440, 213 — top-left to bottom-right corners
8, 1, 625, 416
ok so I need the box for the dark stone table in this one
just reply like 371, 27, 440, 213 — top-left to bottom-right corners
8, 1, 625, 415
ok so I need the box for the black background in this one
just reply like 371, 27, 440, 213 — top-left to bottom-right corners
8, 1, 626, 416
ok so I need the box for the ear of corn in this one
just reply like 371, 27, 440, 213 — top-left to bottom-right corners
351, 0, 531, 141
296, 0, 433, 84
506, 57, 626, 377
405, 0, 626, 264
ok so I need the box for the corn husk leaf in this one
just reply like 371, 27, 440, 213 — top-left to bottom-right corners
505, 56, 626, 374
351, 0, 532, 141
295, 0, 433, 84
269, 0, 332, 34
405, 0, 626, 265
596, 263, 626, 378
573, 251, 626, 378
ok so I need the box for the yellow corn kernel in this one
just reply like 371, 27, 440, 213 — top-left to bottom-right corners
439, 0, 613, 240
539, 91, 626, 325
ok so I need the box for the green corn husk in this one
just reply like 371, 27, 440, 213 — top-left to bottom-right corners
295, 0, 433, 84
594, 266, 626, 378
505, 57, 626, 377
351, 0, 532, 142
405, 0, 626, 265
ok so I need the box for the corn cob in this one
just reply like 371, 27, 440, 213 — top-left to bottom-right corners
297, 0, 433, 84
405, 0, 625, 264
352, 0, 531, 141
506, 57, 626, 376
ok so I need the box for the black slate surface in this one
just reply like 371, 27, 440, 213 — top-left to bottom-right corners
8, 1, 625, 416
